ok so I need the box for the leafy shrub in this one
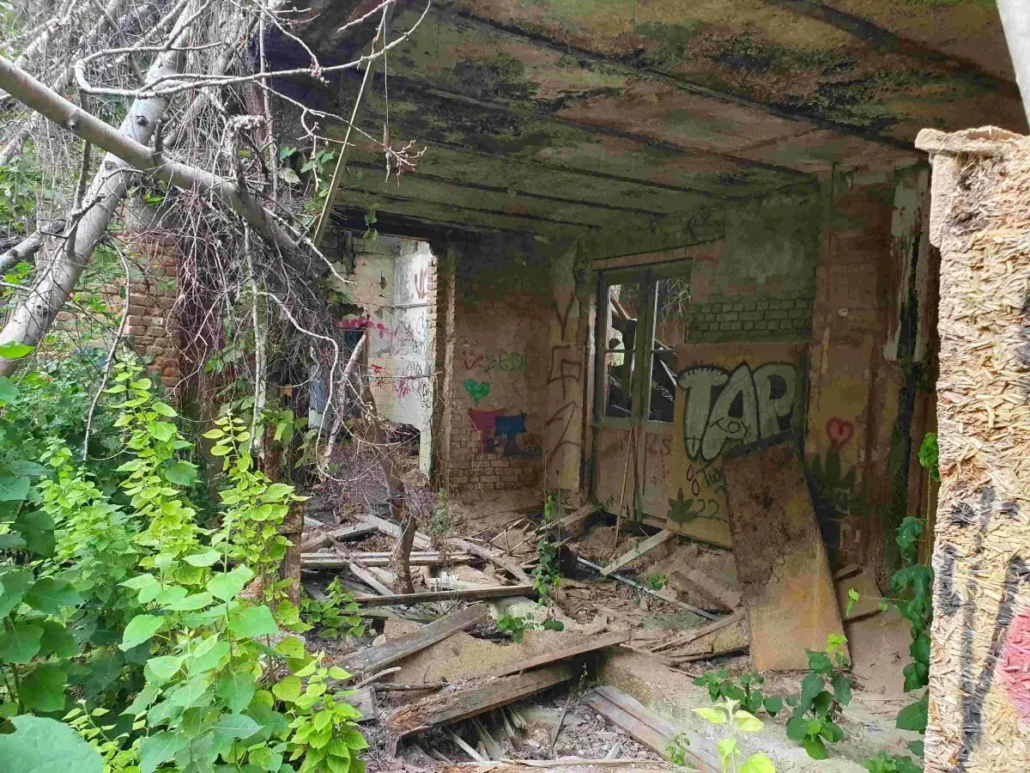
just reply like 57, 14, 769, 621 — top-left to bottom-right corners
785, 634, 852, 759
299, 579, 364, 637
693, 698, 776, 773
694, 669, 782, 718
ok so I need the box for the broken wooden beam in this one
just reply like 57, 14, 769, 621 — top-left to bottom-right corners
336, 603, 490, 676
665, 613, 750, 663
345, 687, 378, 723
354, 584, 536, 607
667, 568, 740, 612
302, 552, 474, 568
301, 523, 377, 552
480, 631, 630, 679
386, 665, 572, 741
576, 556, 718, 621
543, 502, 601, 536
358, 512, 432, 549
448, 537, 532, 584
584, 686, 720, 772
652, 611, 742, 653
348, 561, 394, 596
600, 530, 674, 576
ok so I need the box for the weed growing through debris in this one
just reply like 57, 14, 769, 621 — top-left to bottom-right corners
694, 670, 782, 717
693, 698, 776, 773
534, 493, 565, 601
300, 578, 365, 637
644, 573, 669, 591
496, 613, 564, 643
666, 731, 692, 767
785, 633, 852, 759
864, 752, 923, 773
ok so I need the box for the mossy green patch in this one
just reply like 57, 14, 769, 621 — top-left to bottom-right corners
634, 20, 709, 66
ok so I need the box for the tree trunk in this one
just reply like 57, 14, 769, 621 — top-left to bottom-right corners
280, 500, 305, 606
0, 9, 190, 374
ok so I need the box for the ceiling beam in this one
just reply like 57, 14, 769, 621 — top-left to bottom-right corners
446, 7, 921, 153
764, 0, 1018, 98
345, 160, 680, 217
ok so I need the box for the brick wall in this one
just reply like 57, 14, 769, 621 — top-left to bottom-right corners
685, 297, 815, 342
55, 231, 181, 394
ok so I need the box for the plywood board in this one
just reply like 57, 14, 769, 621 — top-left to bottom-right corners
723, 443, 846, 671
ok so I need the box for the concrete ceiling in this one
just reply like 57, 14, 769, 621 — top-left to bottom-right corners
311, 0, 1028, 238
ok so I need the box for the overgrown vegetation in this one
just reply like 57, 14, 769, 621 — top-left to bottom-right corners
0, 359, 368, 771
692, 699, 776, 773
299, 579, 364, 638
693, 670, 782, 718
533, 493, 564, 601
496, 613, 563, 643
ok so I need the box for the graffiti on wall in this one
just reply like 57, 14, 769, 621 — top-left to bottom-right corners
677, 361, 797, 461
463, 350, 528, 373
463, 378, 490, 405
468, 408, 541, 458
545, 291, 583, 485
933, 487, 1030, 771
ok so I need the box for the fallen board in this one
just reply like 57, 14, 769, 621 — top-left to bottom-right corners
301, 523, 377, 552
600, 530, 674, 576
336, 603, 490, 676
346, 687, 378, 723
479, 631, 629, 679
385, 665, 572, 740
354, 584, 536, 607
583, 686, 720, 772
302, 553, 474, 568
653, 611, 743, 653
722, 442, 847, 671
667, 568, 741, 611
666, 614, 750, 663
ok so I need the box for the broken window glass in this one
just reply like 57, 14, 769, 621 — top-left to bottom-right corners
603, 282, 643, 418
648, 276, 691, 422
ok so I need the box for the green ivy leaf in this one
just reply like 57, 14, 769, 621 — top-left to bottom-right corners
0, 475, 30, 502
13, 510, 54, 556
184, 549, 220, 567
24, 577, 81, 614
739, 753, 776, 773
144, 655, 183, 685
272, 675, 301, 703
831, 673, 853, 707
275, 635, 306, 660
163, 461, 198, 487
119, 614, 164, 651
212, 712, 260, 740
168, 674, 214, 708
0, 568, 32, 617
19, 664, 67, 712
0, 343, 34, 360
803, 736, 828, 760
147, 422, 177, 443
189, 637, 230, 673
216, 671, 256, 714
0, 622, 42, 663
0, 533, 26, 550
339, 727, 369, 750
39, 621, 77, 658
228, 605, 278, 638
785, 717, 808, 742
152, 402, 178, 418
896, 694, 928, 733
207, 565, 255, 601
692, 707, 726, 725
165, 592, 213, 611
0, 377, 19, 403
139, 731, 189, 773
0, 715, 102, 773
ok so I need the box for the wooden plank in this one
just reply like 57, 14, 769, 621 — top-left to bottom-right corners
667, 568, 741, 611
359, 512, 433, 549
337, 603, 491, 675
666, 615, 750, 663
546, 502, 601, 535
348, 562, 395, 596
302, 553, 474, 568
354, 584, 536, 607
722, 443, 846, 671
479, 631, 630, 679
652, 611, 743, 653
449, 537, 532, 583
601, 530, 674, 576
584, 686, 719, 772
385, 665, 572, 739
345, 686, 378, 723
641, 515, 732, 550
301, 523, 377, 552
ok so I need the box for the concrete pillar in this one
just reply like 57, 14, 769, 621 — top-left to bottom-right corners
916, 126, 1030, 772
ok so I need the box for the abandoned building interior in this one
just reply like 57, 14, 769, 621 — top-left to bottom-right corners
4, 0, 1030, 771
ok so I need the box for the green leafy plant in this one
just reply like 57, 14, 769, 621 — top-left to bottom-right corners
300, 579, 364, 637
880, 515, 932, 737
666, 731, 692, 768
496, 613, 563, 643
693, 698, 776, 773
533, 493, 565, 601
644, 573, 668, 591
785, 634, 852, 759
694, 670, 782, 717
864, 752, 923, 773
917, 433, 939, 482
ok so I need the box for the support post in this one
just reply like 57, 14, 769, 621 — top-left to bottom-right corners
916, 126, 1030, 772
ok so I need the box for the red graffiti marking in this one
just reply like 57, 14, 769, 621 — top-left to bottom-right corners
463, 352, 485, 370
1001, 607, 1030, 723
826, 418, 855, 450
